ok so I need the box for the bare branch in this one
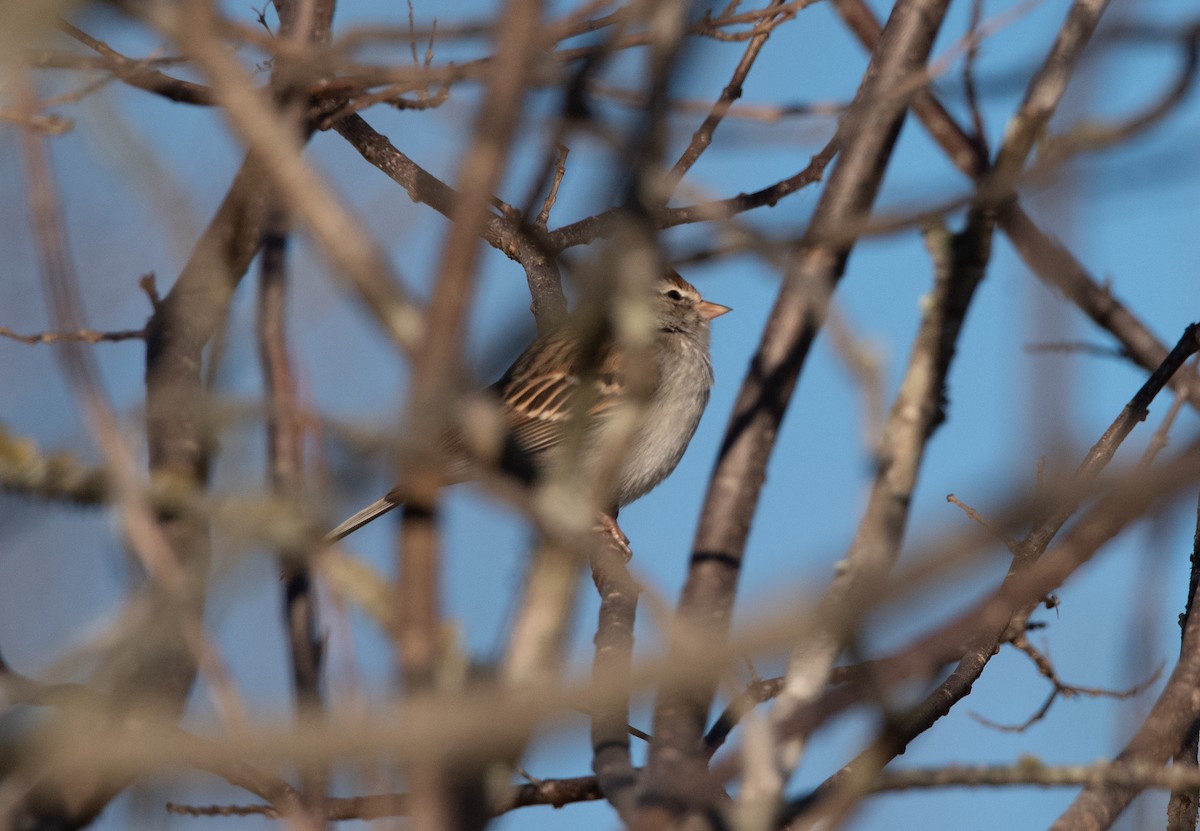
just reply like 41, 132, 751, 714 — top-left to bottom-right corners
1051, 527, 1200, 829
665, 0, 790, 191
1168, 491, 1200, 831
771, 212, 994, 783
642, 0, 955, 821
0, 325, 145, 344
56, 20, 216, 105
589, 548, 641, 820
153, 3, 425, 354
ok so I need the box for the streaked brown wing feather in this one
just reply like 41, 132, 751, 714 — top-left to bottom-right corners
492, 332, 628, 457
506, 408, 567, 456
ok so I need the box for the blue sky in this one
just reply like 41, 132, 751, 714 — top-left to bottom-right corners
1, 0, 1199, 829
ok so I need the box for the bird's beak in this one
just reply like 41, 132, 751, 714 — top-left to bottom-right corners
698, 300, 732, 320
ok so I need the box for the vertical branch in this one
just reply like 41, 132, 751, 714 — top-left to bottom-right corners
1050, 513, 1200, 830
1167, 492, 1200, 831
257, 201, 327, 825
397, 0, 542, 698
589, 548, 640, 821
260, 2, 330, 732
771, 212, 994, 778
15, 71, 250, 830
395, 3, 542, 831
640, 0, 954, 822
836, 0, 1200, 411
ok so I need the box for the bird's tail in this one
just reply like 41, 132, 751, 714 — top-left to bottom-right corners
325, 496, 400, 543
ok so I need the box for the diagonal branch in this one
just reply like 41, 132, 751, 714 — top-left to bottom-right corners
664, 0, 791, 191
770, 212, 995, 779
1051, 509, 1200, 830
330, 113, 567, 329
784, 324, 1200, 827
638, 0, 954, 822
153, 2, 424, 354
835, 0, 1200, 412
56, 20, 215, 105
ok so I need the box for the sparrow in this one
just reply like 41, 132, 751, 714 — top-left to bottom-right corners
326, 270, 729, 549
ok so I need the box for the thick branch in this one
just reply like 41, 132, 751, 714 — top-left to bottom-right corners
771, 212, 995, 776
639, 0, 953, 821
1051, 540, 1200, 830
589, 549, 640, 821
331, 113, 567, 329
784, 323, 1200, 825
836, 0, 1200, 411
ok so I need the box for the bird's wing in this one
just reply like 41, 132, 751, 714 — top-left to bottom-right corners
494, 335, 626, 457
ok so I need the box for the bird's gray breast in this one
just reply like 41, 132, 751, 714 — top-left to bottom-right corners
610, 335, 714, 506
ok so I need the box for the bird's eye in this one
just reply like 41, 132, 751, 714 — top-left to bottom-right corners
665, 289, 684, 301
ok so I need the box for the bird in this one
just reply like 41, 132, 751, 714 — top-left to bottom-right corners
325, 270, 730, 550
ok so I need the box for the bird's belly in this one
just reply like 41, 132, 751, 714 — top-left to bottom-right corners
608, 393, 707, 506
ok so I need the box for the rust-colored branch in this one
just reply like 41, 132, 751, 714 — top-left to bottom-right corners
0, 325, 145, 344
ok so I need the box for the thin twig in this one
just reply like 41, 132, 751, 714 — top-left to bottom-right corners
946, 493, 1019, 554
57, 20, 216, 105
968, 635, 1161, 733
0, 326, 145, 344
665, 0, 791, 191
535, 144, 569, 229
166, 770, 609, 820
961, 0, 989, 157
